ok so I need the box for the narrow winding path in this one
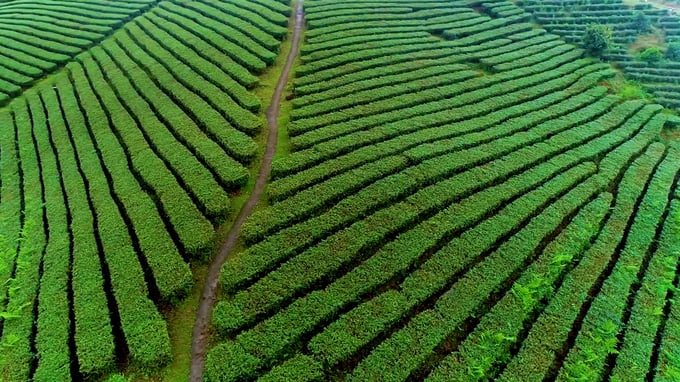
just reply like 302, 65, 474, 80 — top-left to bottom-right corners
189, 1, 305, 380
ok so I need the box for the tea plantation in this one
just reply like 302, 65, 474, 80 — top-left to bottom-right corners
0, 0, 678, 381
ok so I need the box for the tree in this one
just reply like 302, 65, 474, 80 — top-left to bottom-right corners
639, 46, 663, 62
582, 24, 613, 57
666, 42, 680, 60
633, 11, 651, 33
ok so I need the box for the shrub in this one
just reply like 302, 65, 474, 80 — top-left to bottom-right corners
583, 24, 612, 57
633, 11, 651, 33
639, 46, 663, 62
665, 42, 680, 60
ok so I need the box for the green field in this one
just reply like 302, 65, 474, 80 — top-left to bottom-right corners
516, 0, 680, 110
0, 0, 679, 381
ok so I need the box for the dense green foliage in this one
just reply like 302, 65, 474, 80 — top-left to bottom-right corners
583, 24, 613, 56
639, 46, 664, 62
0, 0, 159, 105
0, 0, 289, 380
666, 41, 680, 60
516, 0, 680, 115
633, 11, 651, 33
1, 0, 679, 381
206, 0, 680, 381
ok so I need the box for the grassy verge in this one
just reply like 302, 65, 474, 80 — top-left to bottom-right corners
628, 28, 666, 54
600, 72, 653, 101
231, 0, 302, 209
128, 266, 208, 382
122, 2, 304, 381
219, 0, 304, 259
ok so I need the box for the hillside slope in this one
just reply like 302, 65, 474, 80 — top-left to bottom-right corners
0, 0, 290, 380
206, 0, 680, 381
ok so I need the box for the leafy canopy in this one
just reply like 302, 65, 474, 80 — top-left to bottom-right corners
633, 11, 651, 33
666, 42, 680, 60
583, 24, 613, 57
638, 46, 663, 62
